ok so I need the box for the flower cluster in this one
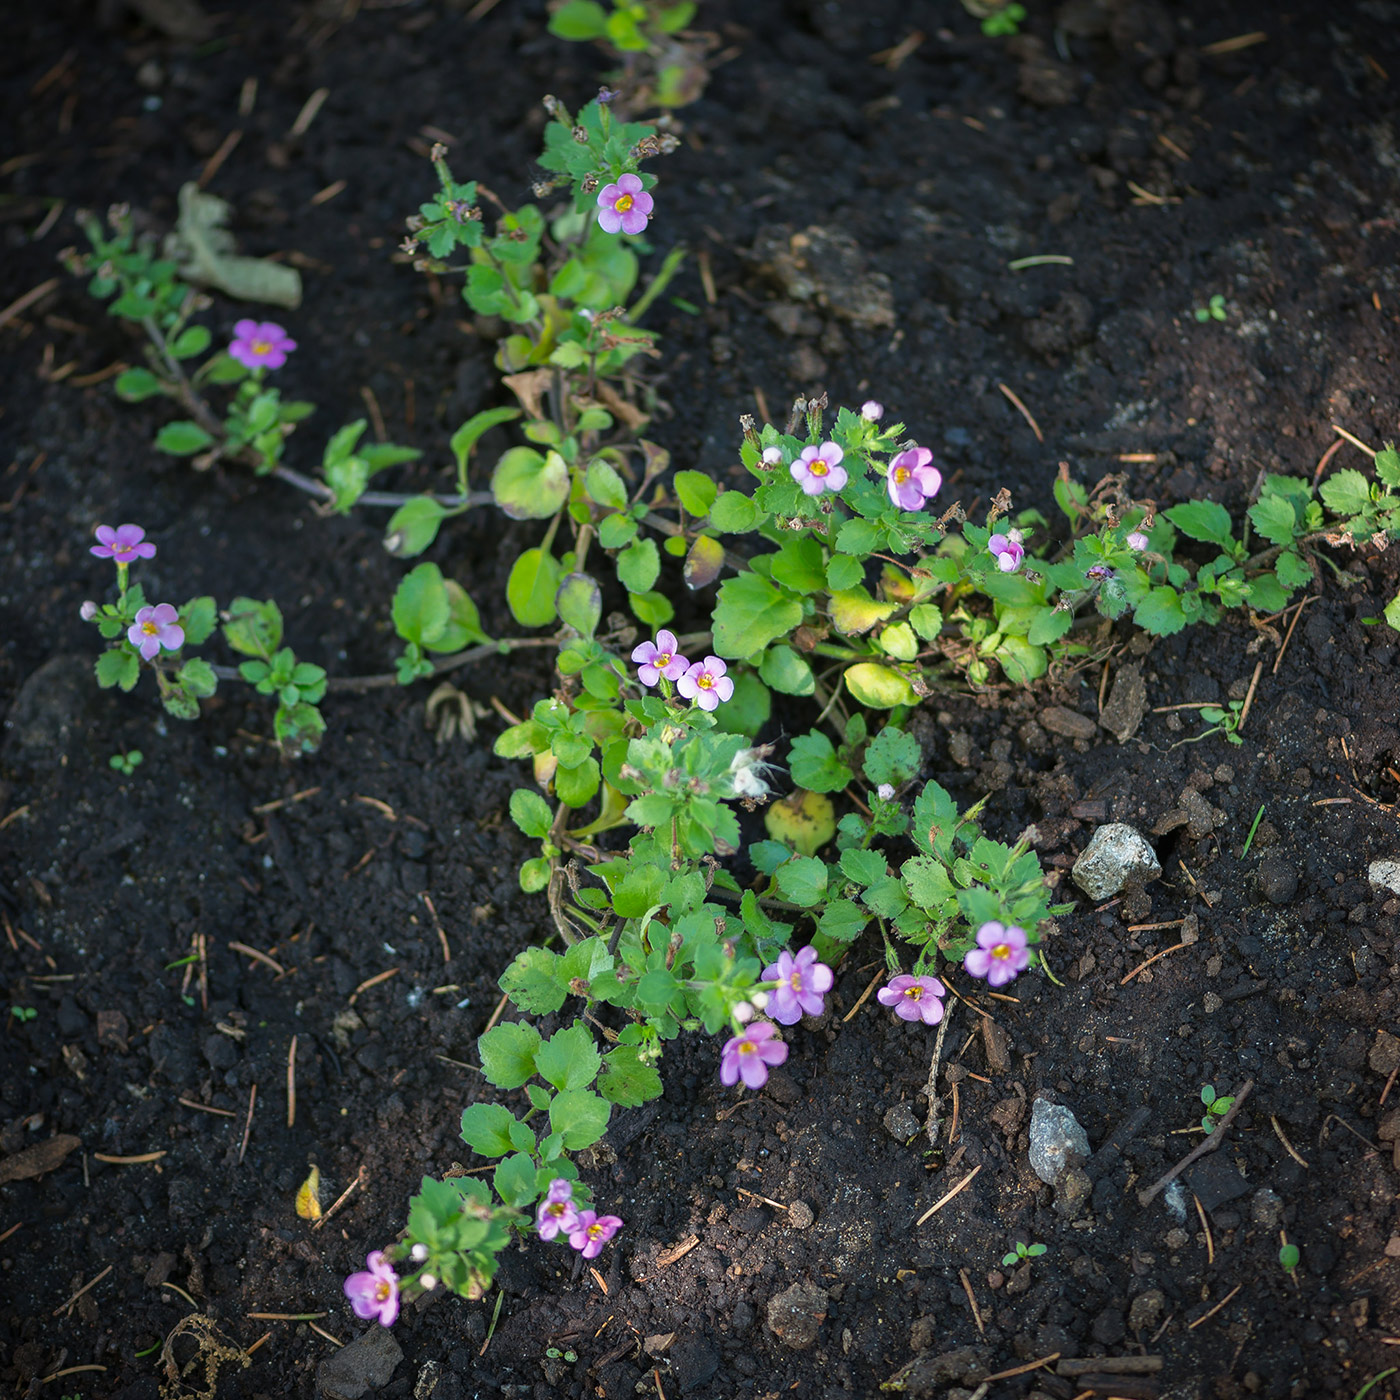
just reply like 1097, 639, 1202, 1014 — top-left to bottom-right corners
988, 529, 1025, 573
229, 319, 296, 371
632, 631, 734, 712
534, 1178, 623, 1259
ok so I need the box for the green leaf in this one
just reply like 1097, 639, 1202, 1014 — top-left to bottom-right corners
1132, 586, 1188, 636
114, 367, 168, 402
774, 855, 829, 907
548, 0, 609, 38
597, 1047, 663, 1106
617, 537, 660, 594
534, 1022, 601, 1092
1027, 607, 1073, 646
1275, 551, 1313, 588
1165, 500, 1235, 547
613, 863, 665, 918
179, 596, 218, 646
510, 788, 553, 839
826, 554, 864, 591
863, 726, 921, 787
994, 635, 1047, 686
630, 589, 674, 628
584, 458, 628, 509
548, 1088, 611, 1150
556, 572, 602, 638
459, 1102, 517, 1158
830, 587, 897, 636
1247, 493, 1299, 546
428, 580, 488, 651
1319, 469, 1372, 517
911, 780, 961, 860
657, 0, 696, 31
500, 945, 568, 1015
224, 597, 283, 657
177, 658, 217, 697
1244, 573, 1290, 612
507, 548, 561, 627
384, 496, 448, 558
844, 662, 917, 708
710, 670, 771, 737
1385, 592, 1400, 632
477, 1022, 542, 1090
154, 420, 215, 456
1375, 444, 1400, 489
789, 732, 854, 793
770, 537, 827, 595
901, 853, 957, 909
493, 1152, 539, 1208
674, 470, 718, 518
555, 758, 600, 808
392, 562, 451, 647
712, 572, 804, 659
519, 857, 551, 893
839, 848, 887, 887
759, 644, 815, 697
169, 324, 211, 359
492, 446, 570, 520
709, 490, 758, 534
817, 899, 868, 944
452, 407, 520, 478
95, 648, 140, 692
862, 876, 910, 919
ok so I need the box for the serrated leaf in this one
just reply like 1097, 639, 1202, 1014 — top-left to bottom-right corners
460, 1102, 517, 1158
1319, 468, 1372, 518
1132, 586, 1188, 636
534, 1022, 601, 1092
95, 648, 140, 692
712, 572, 803, 659
477, 1022, 542, 1090
1164, 499, 1235, 547
839, 848, 887, 887
710, 490, 758, 534
818, 899, 868, 944
788, 732, 854, 793
863, 726, 921, 787
1247, 493, 1299, 546
548, 1088, 611, 1150
774, 854, 829, 907
500, 945, 568, 1015
597, 1047, 662, 1106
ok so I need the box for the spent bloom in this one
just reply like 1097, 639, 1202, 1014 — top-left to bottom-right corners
1086, 563, 1115, 583
877, 974, 946, 1026
861, 400, 884, 421
790, 441, 847, 496
632, 629, 688, 687
761, 445, 783, 466
761, 945, 834, 1025
719, 1019, 788, 1090
988, 530, 1025, 574
91, 523, 156, 564
80, 600, 99, 622
127, 603, 184, 661
568, 1209, 624, 1259
678, 655, 734, 712
229, 319, 297, 371
876, 782, 896, 801
1126, 531, 1150, 552
597, 173, 653, 235
537, 1179, 581, 1241
964, 922, 1031, 988
886, 445, 942, 511
344, 1250, 400, 1327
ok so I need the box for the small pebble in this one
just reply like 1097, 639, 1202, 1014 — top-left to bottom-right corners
1255, 857, 1298, 905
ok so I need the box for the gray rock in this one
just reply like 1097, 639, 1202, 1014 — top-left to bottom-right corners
883, 1102, 921, 1142
1255, 857, 1298, 905
1, 654, 95, 767
1040, 705, 1098, 740
1179, 788, 1216, 839
1055, 1166, 1092, 1219
1099, 662, 1147, 742
786, 1200, 815, 1229
1028, 1097, 1091, 1184
1369, 860, 1400, 897
1072, 824, 1161, 901
316, 1326, 403, 1400
1128, 1288, 1165, 1334
765, 1282, 829, 1349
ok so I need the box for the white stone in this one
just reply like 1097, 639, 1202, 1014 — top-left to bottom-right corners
1368, 860, 1400, 897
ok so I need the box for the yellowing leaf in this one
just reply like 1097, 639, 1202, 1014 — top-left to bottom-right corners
295, 1165, 322, 1220
829, 586, 897, 636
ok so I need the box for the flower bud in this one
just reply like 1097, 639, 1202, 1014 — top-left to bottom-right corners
80, 601, 99, 621
877, 782, 895, 801
1126, 531, 1150, 551
419, 1274, 437, 1291
749, 990, 769, 1011
411, 1243, 429, 1262
732, 1000, 755, 1024
861, 400, 884, 421
761, 446, 782, 467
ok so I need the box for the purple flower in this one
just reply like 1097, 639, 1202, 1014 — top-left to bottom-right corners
127, 603, 185, 661
567, 1209, 624, 1259
631, 629, 689, 687
91, 524, 156, 564
677, 655, 734, 712
886, 445, 942, 511
877, 974, 946, 1026
597, 173, 653, 235
964, 922, 1031, 987
861, 400, 884, 421
344, 1250, 400, 1326
536, 1178, 581, 1241
988, 531, 1024, 574
1086, 563, 1115, 583
719, 1020, 788, 1090
229, 319, 297, 371
1126, 532, 1149, 552
761, 945, 835, 1025
790, 442, 847, 496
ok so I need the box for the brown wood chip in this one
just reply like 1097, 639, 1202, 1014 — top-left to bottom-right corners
0, 1133, 81, 1184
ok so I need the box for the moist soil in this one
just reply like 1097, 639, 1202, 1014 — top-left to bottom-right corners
4, 2, 1400, 1397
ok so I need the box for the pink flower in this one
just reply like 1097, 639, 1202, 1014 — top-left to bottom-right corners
790, 442, 847, 496
761, 946, 834, 1025
596, 173, 653, 235
229, 319, 297, 370
344, 1250, 400, 1326
127, 603, 185, 661
677, 655, 734, 712
719, 1019, 788, 1090
80, 601, 99, 621
536, 1178, 581, 1241
631, 629, 688, 687
1126, 531, 1150, 552
886, 446, 942, 511
91, 524, 156, 563
567, 1209, 624, 1259
877, 974, 946, 1025
963, 921, 1030, 988
988, 531, 1024, 573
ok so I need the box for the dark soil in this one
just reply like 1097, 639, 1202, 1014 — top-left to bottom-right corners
5, 2, 1400, 1398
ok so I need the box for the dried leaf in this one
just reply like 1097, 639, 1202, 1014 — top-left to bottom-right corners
164, 183, 302, 309
0, 1133, 81, 1184
295, 1164, 322, 1220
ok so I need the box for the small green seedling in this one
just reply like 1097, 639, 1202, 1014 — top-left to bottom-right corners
110, 749, 144, 775
1279, 1240, 1300, 1273
1194, 294, 1228, 323
10, 1006, 38, 1023
1200, 1084, 1235, 1133
1174, 700, 1244, 749
982, 2, 1026, 35
1001, 1239, 1047, 1267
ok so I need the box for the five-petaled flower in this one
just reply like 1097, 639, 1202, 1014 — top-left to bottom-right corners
229, 319, 297, 371
790, 441, 848, 496
988, 531, 1025, 574
344, 1250, 400, 1326
886, 446, 942, 511
567, 1209, 624, 1259
1126, 531, 1150, 552
632, 629, 688, 687
877, 974, 946, 1026
761, 945, 835, 1025
127, 604, 185, 661
597, 173, 653, 235
536, 1178, 581, 1241
964, 921, 1031, 988
719, 1019, 788, 1089
678, 655, 734, 711
91, 523, 156, 564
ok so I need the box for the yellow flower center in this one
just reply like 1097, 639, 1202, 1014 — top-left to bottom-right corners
992, 943, 1012, 960
697, 673, 714, 690
907, 985, 923, 1001
893, 466, 909, 484
789, 972, 802, 990
141, 621, 159, 636
546, 1201, 566, 1217
252, 339, 272, 355
374, 1281, 391, 1302
588, 1223, 605, 1239
614, 194, 634, 213
739, 1039, 756, 1054
809, 458, 828, 477
655, 652, 671, 668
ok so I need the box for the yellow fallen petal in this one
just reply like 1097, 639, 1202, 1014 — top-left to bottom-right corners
295, 1165, 322, 1221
